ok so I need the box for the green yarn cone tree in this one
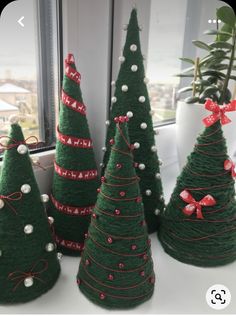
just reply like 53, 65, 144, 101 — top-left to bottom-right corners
0, 121, 60, 303
48, 53, 99, 256
158, 99, 236, 267
77, 115, 155, 309
102, 8, 164, 234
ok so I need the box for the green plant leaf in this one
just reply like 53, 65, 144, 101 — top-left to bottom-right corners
217, 23, 233, 41
184, 96, 200, 103
179, 57, 195, 64
192, 40, 211, 51
217, 6, 236, 28
210, 41, 233, 49
178, 86, 193, 94
210, 49, 227, 57
204, 29, 232, 37
229, 75, 236, 80
201, 70, 226, 79
175, 73, 194, 77
199, 86, 219, 99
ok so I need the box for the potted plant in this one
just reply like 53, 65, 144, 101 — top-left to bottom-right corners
176, 5, 236, 168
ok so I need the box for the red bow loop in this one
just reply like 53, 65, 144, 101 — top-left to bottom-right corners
0, 191, 23, 215
202, 99, 236, 127
0, 136, 38, 150
180, 190, 216, 219
224, 159, 236, 177
8, 259, 48, 291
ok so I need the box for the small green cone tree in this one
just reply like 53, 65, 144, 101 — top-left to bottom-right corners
48, 54, 99, 256
77, 116, 155, 309
102, 9, 164, 233
158, 99, 236, 267
0, 121, 60, 303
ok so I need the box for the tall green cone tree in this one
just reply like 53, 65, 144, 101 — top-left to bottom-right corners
77, 116, 155, 309
102, 9, 164, 233
48, 54, 99, 256
0, 122, 60, 303
158, 99, 236, 267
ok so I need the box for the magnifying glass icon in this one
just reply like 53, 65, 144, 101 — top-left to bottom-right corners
215, 293, 222, 301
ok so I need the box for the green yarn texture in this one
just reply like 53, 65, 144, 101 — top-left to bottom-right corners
158, 120, 236, 267
0, 124, 60, 303
48, 54, 99, 256
77, 118, 155, 309
102, 8, 164, 234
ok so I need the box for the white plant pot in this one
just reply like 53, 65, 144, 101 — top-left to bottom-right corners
176, 100, 236, 169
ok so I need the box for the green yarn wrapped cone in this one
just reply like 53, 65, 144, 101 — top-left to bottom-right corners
102, 8, 164, 234
47, 54, 99, 256
158, 119, 236, 267
77, 116, 155, 309
0, 123, 60, 303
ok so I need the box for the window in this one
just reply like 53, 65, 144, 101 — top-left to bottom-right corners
0, 0, 61, 154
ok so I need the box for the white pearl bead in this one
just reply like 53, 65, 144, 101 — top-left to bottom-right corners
45, 243, 55, 252
140, 122, 147, 129
130, 44, 137, 51
17, 144, 28, 155
151, 145, 157, 152
0, 199, 5, 209
145, 189, 152, 196
100, 163, 104, 167
154, 209, 160, 216
133, 142, 140, 149
155, 173, 161, 179
24, 224, 34, 234
131, 65, 138, 72
0, 250, 2, 257
149, 110, 155, 116
102, 147, 107, 152
9, 114, 20, 124
24, 277, 34, 287
41, 194, 49, 203
48, 216, 54, 225
123, 24, 128, 30
160, 195, 164, 201
159, 159, 163, 166
57, 252, 63, 260
138, 163, 145, 170
144, 77, 149, 84
139, 96, 146, 103
21, 184, 31, 194
111, 81, 115, 86
118, 56, 125, 63
126, 111, 133, 118
121, 85, 128, 92
105, 120, 110, 126
111, 96, 117, 103
154, 130, 159, 135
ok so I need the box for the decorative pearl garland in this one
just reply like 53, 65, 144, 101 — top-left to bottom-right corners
145, 189, 152, 196
149, 110, 155, 116
48, 216, 54, 225
24, 277, 34, 287
126, 111, 133, 118
21, 184, 31, 194
17, 144, 28, 155
0, 199, 5, 209
24, 224, 34, 235
155, 173, 161, 179
45, 243, 55, 252
57, 252, 63, 260
41, 194, 49, 203
138, 163, 145, 170
151, 145, 157, 152
133, 142, 140, 149
118, 56, 125, 63
131, 65, 138, 72
140, 122, 147, 129
100, 162, 104, 167
159, 159, 163, 166
154, 209, 160, 216
130, 44, 137, 51
111, 96, 117, 103
144, 77, 149, 84
102, 147, 107, 152
139, 96, 146, 103
105, 120, 110, 126
111, 81, 115, 86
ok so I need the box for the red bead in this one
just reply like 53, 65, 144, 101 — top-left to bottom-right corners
143, 254, 148, 261
85, 259, 90, 266
92, 213, 97, 219
100, 293, 106, 300
101, 176, 106, 182
140, 220, 146, 226
125, 116, 129, 122
77, 278, 81, 285
116, 163, 122, 169
114, 209, 120, 215
114, 117, 119, 123
119, 191, 126, 197
136, 196, 142, 203
108, 274, 114, 281
97, 188, 101, 193
131, 244, 137, 250
148, 238, 151, 246
107, 236, 113, 244
140, 271, 145, 277
118, 262, 124, 269
109, 138, 115, 145
149, 276, 155, 284
134, 162, 138, 168
119, 116, 125, 123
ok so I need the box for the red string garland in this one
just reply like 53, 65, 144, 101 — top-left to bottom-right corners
0, 136, 38, 150
0, 191, 23, 215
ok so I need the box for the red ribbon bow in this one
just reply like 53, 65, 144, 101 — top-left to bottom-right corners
224, 159, 236, 177
0, 136, 38, 150
0, 191, 23, 214
180, 190, 216, 219
8, 259, 48, 291
202, 99, 236, 127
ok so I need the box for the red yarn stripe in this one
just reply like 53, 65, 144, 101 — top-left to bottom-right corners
94, 205, 143, 218
57, 126, 93, 149
100, 190, 140, 202
55, 235, 84, 251
61, 90, 86, 115
65, 63, 81, 84
50, 194, 93, 216
54, 161, 98, 180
